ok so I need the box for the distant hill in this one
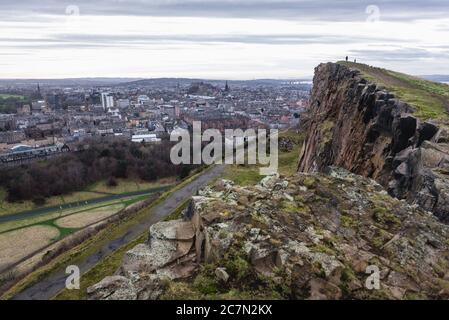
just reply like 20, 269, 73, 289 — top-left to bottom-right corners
421, 75, 449, 83
0, 78, 143, 88
0, 77, 313, 89
117, 78, 313, 89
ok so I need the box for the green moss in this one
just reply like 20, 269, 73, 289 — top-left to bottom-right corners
312, 244, 335, 255
340, 214, 358, 229
302, 177, 316, 189
256, 272, 291, 299
339, 267, 358, 297
193, 274, 219, 296
404, 292, 428, 300
281, 200, 311, 215
341, 267, 357, 283
160, 281, 202, 300
371, 229, 391, 249
223, 249, 251, 281
251, 212, 270, 229
312, 262, 327, 278
372, 207, 400, 228
319, 120, 335, 151
294, 195, 306, 203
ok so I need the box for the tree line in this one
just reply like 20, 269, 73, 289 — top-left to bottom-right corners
0, 138, 196, 204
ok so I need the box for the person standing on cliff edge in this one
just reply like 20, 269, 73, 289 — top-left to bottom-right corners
346, 56, 348, 62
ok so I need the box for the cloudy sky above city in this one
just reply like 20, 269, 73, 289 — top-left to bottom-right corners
0, 0, 448, 79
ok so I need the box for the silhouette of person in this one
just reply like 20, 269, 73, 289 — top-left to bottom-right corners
354, 59, 357, 63
346, 56, 348, 62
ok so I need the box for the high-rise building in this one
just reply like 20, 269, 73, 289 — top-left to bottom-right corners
101, 92, 114, 110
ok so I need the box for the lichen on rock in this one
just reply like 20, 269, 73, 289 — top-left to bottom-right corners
87, 169, 449, 300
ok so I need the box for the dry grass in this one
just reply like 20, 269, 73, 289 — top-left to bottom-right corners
89, 178, 174, 195
0, 200, 129, 234
0, 225, 59, 270
55, 204, 125, 229
0, 179, 170, 217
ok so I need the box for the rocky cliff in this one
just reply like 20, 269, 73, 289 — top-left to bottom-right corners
299, 62, 449, 222
88, 171, 449, 300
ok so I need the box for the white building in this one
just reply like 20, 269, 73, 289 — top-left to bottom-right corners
138, 95, 150, 105
117, 99, 130, 109
131, 133, 161, 143
101, 92, 114, 110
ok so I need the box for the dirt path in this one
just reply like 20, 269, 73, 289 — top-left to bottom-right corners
12, 165, 224, 300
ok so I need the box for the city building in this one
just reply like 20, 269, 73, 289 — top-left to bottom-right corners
101, 92, 114, 110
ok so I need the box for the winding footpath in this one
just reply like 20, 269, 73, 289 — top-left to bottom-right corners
12, 165, 224, 300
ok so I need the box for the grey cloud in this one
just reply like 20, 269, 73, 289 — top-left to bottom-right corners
0, 0, 448, 22
348, 48, 449, 61
0, 33, 408, 49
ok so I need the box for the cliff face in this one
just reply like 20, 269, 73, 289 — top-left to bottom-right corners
299, 63, 449, 222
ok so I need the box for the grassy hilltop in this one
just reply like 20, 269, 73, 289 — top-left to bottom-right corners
338, 61, 449, 121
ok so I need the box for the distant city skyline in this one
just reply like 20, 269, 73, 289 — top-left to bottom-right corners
1, 0, 449, 79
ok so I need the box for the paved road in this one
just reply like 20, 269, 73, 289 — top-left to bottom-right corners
12, 165, 224, 300
0, 186, 172, 224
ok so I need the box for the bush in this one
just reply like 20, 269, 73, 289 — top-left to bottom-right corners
107, 177, 118, 187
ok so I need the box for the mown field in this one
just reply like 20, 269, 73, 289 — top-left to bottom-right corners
338, 61, 449, 121
0, 175, 174, 275
0, 178, 173, 217
0, 166, 207, 300
0, 199, 134, 271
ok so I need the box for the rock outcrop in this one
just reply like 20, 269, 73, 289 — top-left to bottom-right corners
88, 171, 449, 300
299, 62, 449, 222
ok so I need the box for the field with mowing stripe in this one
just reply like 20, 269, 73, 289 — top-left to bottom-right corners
55, 204, 125, 229
0, 225, 60, 270
0, 178, 171, 217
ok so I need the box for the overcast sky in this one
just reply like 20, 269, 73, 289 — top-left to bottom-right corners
0, 0, 448, 79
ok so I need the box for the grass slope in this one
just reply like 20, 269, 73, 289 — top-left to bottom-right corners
338, 61, 449, 121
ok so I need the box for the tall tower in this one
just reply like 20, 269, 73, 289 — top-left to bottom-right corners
37, 83, 43, 99
224, 81, 230, 92
101, 92, 114, 110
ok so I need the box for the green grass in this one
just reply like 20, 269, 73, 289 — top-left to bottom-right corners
163, 200, 190, 221
0, 196, 143, 235
0, 178, 171, 217
40, 220, 79, 241
278, 131, 304, 176
223, 165, 261, 186
338, 61, 449, 121
52, 195, 191, 300
0, 94, 25, 100
222, 129, 304, 184
0, 166, 209, 300
52, 232, 148, 300
0, 94, 27, 113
